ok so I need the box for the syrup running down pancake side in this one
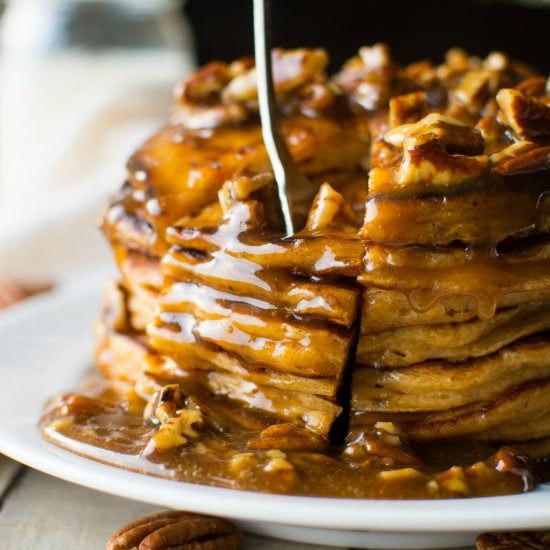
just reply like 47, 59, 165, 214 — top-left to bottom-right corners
42, 45, 550, 498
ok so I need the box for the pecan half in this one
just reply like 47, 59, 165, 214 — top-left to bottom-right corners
248, 423, 328, 453
388, 91, 428, 128
476, 531, 550, 549
490, 141, 550, 175
497, 88, 550, 139
106, 510, 242, 550
55, 393, 120, 417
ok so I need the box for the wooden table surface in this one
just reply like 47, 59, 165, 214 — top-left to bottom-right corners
0, 455, 337, 550
0, 455, 474, 550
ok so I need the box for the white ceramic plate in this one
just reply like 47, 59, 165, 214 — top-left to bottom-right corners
0, 279, 549, 549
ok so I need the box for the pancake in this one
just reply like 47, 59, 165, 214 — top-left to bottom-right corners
362, 179, 550, 246
101, 49, 550, 448
360, 236, 550, 320
361, 287, 550, 333
350, 375, 550, 442
357, 299, 550, 367
361, 129, 550, 246
353, 334, 550, 412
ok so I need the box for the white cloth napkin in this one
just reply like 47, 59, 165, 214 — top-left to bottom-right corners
0, 52, 194, 286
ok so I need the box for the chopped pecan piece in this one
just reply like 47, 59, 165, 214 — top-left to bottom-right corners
143, 408, 205, 453
389, 91, 428, 128
306, 183, 356, 232
106, 510, 242, 550
143, 385, 205, 454
483, 51, 510, 72
216, 178, 269, 231
491, 446, 534, 491
497, 88, 550, 139
263, 449, 296, 473
515, 76, 547, 98
144, 384, 184, 424
218, 174, 273, 212
336, 43, 405, 111
383, 114, 488, 187
229, 452, 257, 475
175, 61, 230, 104
378, 467, 427, 483
344, 423, 422, 468
437, 466, 470, 496
385, 113, 485, 156
444, 47, 474, 72
476, 115, 510, 155
297, 82, 336, 115
436, 48, 478, 85
248, 423, 328, 453
227, 57, 255, 79
222, 48, 329, 102
453, 69, 498, 114
174, 103, 249, 130
405, 60, 437, 88
476, 531, 550, 550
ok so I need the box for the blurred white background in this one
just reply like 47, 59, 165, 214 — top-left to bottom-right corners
0, 0, 195, 284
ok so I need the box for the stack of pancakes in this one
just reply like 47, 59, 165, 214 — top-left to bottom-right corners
97, 44, 550, 453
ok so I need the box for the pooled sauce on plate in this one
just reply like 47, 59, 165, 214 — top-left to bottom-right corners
41, 385, 535, 499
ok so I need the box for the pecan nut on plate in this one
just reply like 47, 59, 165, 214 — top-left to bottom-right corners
476, 530, 550, 549
106, 510, 242, 550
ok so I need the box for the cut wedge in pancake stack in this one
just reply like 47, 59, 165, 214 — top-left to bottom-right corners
352, 69, 550, 452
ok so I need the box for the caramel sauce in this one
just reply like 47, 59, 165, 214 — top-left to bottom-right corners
120, 115, 368, 241
362, 179, 550, 247
361, 237, 550, 320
